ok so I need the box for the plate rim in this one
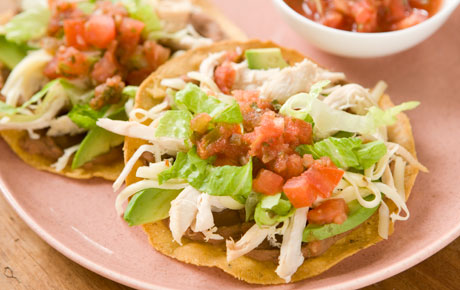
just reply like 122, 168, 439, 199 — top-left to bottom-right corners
1, 171, 459, 290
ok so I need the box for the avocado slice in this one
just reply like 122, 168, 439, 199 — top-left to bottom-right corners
245, 48, 288, 70
302, 197, 380, 242
71, 108, 126, 169
0, 36, 28, 69
124, 188, 182, 226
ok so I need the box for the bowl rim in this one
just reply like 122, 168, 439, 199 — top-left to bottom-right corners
273, 0, 460, 38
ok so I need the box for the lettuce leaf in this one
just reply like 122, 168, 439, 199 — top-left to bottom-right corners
244, 192, 261, 221
4, 8, 50, 44
118, 0, 162, 38
158, 148, 211, 188
355, 141, 388, 169
280, 81, 419, 138
200, 159, 252, 204
254, 193, 294, 226
0, 36, 28, 69
296, 137, 387, 170
68, 104, 108, 130
175, 83, 243, 124
155, 110, 192, 140
158, 147, 253, 203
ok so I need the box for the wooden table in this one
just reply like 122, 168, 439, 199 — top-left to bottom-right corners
0, 193, 458, 289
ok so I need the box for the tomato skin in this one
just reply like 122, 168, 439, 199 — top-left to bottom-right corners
283, 175, 320, 208
253, 169, 285, 196
307, 198, 349, 225
119, 17, 145, 53
92, 41, 119, 83
214, 62, 236, 94
394, 10, 428, 30
84, 15, 116, 49
191, 113, 212, 134
351, 0, 378, 32
303, 158, 344, 198
64, 18, 88, 50
144, 41, 171, 70
47, 46, 89, 78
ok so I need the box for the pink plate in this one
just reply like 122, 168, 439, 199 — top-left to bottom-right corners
1, 1, 460, 289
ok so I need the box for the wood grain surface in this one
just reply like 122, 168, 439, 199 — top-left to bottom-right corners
0, 193, 458, 290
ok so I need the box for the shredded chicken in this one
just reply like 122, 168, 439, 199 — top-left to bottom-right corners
275, 207, 308, 282
226, 224, 272, 262
47, 115, 86, 137
2, 50, 52, 107
232, 61, 280, 91
260, 60, 344, 103
323, 84, 376, 115
199, 51, 226, 79
169, 186, 201, 245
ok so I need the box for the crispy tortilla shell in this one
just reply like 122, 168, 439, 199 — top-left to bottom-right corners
0, 0, 246, 180
125, 40, 420, 284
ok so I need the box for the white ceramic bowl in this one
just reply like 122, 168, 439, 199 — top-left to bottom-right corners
272, 0, 460, 58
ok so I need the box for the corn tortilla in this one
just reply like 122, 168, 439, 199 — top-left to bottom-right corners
125, 40, 420, 284
0, 0, 246, 180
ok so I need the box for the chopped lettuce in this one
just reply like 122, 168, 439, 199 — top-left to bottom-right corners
296, 137, 387, 170
254, 193, 294, 226
0, 36, 28, 69
158, 148, 211, 188
280, 81, 419, 138
68, 104, 108, 130
122, 86, 139, 99
155, 110, 192, 140
355, 141, 388, 170
4, 8, 50, 44
200, 160, 252, 204
245, 192, 261, 221
118, 0, 162, 38
158, 147, 253, 203
175, 83, 243, 124
0, 79, 67, 117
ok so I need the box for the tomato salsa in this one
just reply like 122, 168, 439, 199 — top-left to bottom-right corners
284, 0, 442, 32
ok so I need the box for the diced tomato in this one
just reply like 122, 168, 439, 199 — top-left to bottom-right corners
92, 41, 119, 83
144, 41, 171, 70
214, 62, 236, 94
84, 15, 116, 49
302, 159, 344, 198
321, 11, 344, 29
119, 17, 145, 54
302, 154, 315, 169
386, 0, 409, 22
394, 10, 428, 30
307, 198, 349, 225
48, 1, 83, 36
125, 68, 151, 86
283, 116, 313, 148
253, 169, 284, 196
196, 123, 246, 162
53, 46, 89, 78
270, 153, 304, 179
191, 113, 212, 134
351, 0, 378, 32
234, 90, 272, 131
43, 57, 60, 79
64, 18, 88, 50
333, 0, 350, 14
283, 175, 320, 208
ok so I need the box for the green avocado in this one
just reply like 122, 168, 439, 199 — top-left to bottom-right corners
71, 108, 126, 169
302, 197, 380, 242
245, 48, 288, 70
124, 188, 182, 226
